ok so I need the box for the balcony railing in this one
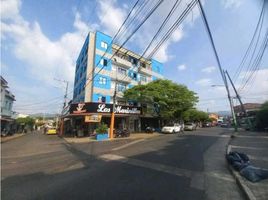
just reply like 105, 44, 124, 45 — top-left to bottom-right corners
110, 71, 132, 83
139, 67, 152, 76
112, 56, 132, 68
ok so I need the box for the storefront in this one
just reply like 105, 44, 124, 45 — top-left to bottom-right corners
60, 102, 142, 137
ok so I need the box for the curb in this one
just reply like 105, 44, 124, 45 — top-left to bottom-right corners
1, 134, 25, 143
226, 142, 257, 200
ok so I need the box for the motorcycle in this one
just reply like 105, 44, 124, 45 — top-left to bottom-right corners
145, 126, 154, 133
114, 128, 130, 138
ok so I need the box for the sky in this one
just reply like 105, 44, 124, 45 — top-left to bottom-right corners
1, 0, 268, 115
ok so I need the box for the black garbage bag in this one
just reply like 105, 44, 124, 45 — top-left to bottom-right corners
240, 165, 268, 182
226, 151, 268, 182
226, 151, 250, 171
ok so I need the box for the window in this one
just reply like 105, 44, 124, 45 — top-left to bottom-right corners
100, 59, 108, 66
99, 77, 107, 85
141, 62, 146, 68
118, 67, 127, 75
132, 73, 137, 80
140, 75, 147, 82
98, 96, 106, 103
117, 83, 126, 92
101, 41, 108, 49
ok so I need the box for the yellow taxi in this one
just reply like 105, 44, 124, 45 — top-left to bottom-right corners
46, 127, 57, 135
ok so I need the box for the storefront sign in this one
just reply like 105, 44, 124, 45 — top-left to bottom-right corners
70, 102, 141, 115
85, 115, 102, 122
114, 105, 141, 114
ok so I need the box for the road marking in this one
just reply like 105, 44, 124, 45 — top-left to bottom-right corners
111, 139, 145, 151
230, 145, 268, 151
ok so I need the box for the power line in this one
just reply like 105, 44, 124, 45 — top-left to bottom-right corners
84, 0, 164, 89
232, 0, 266, 83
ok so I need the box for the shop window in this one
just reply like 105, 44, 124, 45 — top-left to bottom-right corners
101, 41, 108, 49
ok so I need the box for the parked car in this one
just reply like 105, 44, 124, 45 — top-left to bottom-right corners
184, 122, 197, 131
161, 123, 182, 134
220, 123, 229, 128
202, 122, 211, 127
46, 127, 57, 135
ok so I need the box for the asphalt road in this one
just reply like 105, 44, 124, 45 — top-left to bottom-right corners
1, 128, 244, 200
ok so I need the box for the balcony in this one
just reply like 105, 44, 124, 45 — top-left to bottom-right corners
112, 56, 132, 68
139, 67, 152, 76
110, 71, 132, 83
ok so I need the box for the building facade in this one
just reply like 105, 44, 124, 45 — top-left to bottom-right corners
1, 76, 16, 133
72, 31, 164, 104
64, 31, 164, 136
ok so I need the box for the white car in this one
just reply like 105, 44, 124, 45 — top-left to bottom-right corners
161, 123, 182, 134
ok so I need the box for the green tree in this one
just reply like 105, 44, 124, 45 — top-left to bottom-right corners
256, 101, 268, 130
182, 109, 209, 122
16, 117, 35, 128
124, 79, 198, 121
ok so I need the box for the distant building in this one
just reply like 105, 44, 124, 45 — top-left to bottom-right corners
233, 103, 262, 117
1, 76, 16, 133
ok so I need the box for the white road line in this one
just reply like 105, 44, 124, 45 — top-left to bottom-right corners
111, 139, 145, 151
230, 145, 268, 151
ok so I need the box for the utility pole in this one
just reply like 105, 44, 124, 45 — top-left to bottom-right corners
225, 70, 252, 129
223, 72, 238, 132
110, 80, 117, 139
197, 0, 237, 132
54, 78, 69, 111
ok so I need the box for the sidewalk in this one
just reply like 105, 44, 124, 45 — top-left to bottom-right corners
1, 133, 25, 143
227, 131, 268, 200
62, 132, 162, 144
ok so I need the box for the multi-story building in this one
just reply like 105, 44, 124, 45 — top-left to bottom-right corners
73, 31, 164, 104
1, 76, 16, 133
63, 31, 164, 136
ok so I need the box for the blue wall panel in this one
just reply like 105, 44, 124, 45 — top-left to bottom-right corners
151, 59, 163, 75
93, 74, 111, 89
95, 31, 112, 53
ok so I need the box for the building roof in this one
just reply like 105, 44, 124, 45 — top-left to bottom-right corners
234, 103, 262, 112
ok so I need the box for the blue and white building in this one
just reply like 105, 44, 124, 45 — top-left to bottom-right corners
67, 31, 164, 135
73, 31, 164, 104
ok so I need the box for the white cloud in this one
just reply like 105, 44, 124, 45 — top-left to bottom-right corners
1, 0, 99, 113
237, 68, 268, 102
1, 1, 93, 86
177, 64, 187, 71
195, 78, 212, 86
201, 66, 216, 73
221, 0, 242, 9
97, 0, 127, 36
1, 0, 21, 20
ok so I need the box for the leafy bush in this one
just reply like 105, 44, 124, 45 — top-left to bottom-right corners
95, 123, 108, 134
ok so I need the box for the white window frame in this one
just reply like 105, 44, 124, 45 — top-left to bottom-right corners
99, 77, 107, 85
101, 41, 108, 49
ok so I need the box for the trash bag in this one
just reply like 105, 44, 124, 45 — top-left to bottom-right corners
240, 166, 268, 183
226, 151, 268, 182
226, 151, 250, 171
